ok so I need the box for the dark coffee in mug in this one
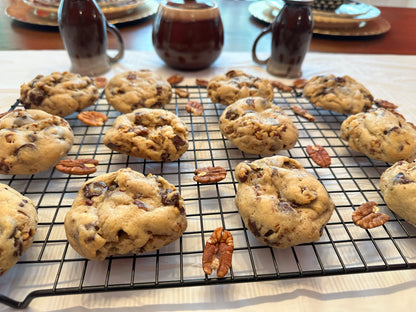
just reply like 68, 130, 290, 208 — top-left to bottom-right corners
152, 1, 224, 70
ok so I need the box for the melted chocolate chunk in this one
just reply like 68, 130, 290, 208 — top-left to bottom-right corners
161, 189, 180, 208
393, 172, 413, 184
14, 143, 37, 156
172, 135, 186, 150
248, 218, 261, 237
225, 109, 239, 120
278, 201, 295, 213
28, 88, 46, 106
83, 181, 107, 199
134, 200, 148, 210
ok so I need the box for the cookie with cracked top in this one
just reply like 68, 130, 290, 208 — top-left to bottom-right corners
207, 70, 274, 106
0, 183, 38, 276
303, 75, 374, 115
219, 97, 298, 155
234, 156, 334, 248
19, 71, 99, 117
380, 160, 416, 227
104, 69, 172, 113
340, 108, 416, 163
104, 108, 188, 162
64, 168, 187, 260
0, 109, 74, 175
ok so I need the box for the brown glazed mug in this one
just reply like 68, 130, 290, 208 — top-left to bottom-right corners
152, 0, 224, 70
252, 0, 314, 78
58, 0, 125, 76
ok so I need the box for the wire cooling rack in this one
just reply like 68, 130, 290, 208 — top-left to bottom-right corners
0, 85, 415, 309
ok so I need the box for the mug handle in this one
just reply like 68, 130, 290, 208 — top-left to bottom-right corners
106, 22, 125, 63
252, 25, 272, 65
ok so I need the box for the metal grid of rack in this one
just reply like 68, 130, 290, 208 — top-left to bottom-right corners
0, 86, 415, 309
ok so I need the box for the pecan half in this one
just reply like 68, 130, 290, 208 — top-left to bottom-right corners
93, 76, 107, 88
78, 111, 108, 126
202, 227, 234, 278
56, 159, 99, 175
293, 78, 308, 89
375, 99, 398, 110
291, 105, 316, 121
196, 78, 209, 87
185, 100, 203, 116
193, 166, 227, 184
271, 80, 293, 92
306, 145, 331, 168
352, 201, 390, 229
175, 88, 190, 98
167, 74, 184, 85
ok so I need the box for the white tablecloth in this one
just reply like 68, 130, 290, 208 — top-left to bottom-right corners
0, 50, 415, 311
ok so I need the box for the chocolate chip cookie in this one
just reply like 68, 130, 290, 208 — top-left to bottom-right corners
0, 183, 38, 276
207, 70, 274, 106
303, 75, 374, 115
104, 70, 172, 113
64, 168, 187, 260
340, 108, 416, 163
104, 108, 189, 162
380, 160, 416, 227
0, 109, 74, 175
19, 71, 99, 117
219, 97, 298, 155
234, 156, 334, 248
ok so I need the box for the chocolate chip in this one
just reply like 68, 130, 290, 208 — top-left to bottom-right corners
134, 200, 148, 210
126, 73, 137, 80
278, 201, 295, 213
384, 126, 399, 135
161, 189, 180, 208
246, 98, 255, 106
393, 172, 413, 184
172, 135, 186, 150
84, 223, 99, 231
83, 181, 107, 199
225, 109, 239, 120
29, 88, 46, 106
335, 77, 346, 84
27, 134, 37, 142
248, 218, 261, 237
0, 159, 10, 174
264, 230, 274, 237
133, 125, 149, 136
14, 143, 37, 156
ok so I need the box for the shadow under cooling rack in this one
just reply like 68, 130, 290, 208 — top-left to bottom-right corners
0, 86, 415, 309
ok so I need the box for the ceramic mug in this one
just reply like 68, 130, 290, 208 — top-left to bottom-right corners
152, 0, 223, 70
58, 0, 125, 76
252, 0, 314, 78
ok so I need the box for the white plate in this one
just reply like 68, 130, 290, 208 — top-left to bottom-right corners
249, 1, 390, 37
23, 0, 146, 15
6, 0, 158, 27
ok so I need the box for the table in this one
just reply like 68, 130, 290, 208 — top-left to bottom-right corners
1, 0, 416, 311
1, 0, 416, 54
0, 50, 415, 312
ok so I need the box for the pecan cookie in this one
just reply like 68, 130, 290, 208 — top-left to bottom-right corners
380, 160, 416, 227
340, 108, 416, 163
234, 156, 334, 248
104, 108, 188, 162
19, 71, 99, 117
64, 168, 187, 260
0, 109, 74, 175
219, 97, 298, 155
104, 69, 172, 113
0, 183, 38, 276
303, 75, 374, 115
207, 70, 274, 106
